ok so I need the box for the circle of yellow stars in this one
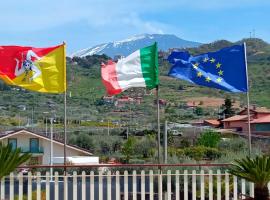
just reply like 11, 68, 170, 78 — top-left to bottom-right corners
192, 57, 224, 84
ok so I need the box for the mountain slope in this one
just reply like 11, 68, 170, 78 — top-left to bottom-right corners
71, 34, 201, 58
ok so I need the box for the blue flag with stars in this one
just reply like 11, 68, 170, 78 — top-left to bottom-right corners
168, 44, 248, 92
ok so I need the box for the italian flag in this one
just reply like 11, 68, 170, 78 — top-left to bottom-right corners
101, 43, 159, 95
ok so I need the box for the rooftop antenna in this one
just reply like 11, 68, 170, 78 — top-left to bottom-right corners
252, 29, 256, 38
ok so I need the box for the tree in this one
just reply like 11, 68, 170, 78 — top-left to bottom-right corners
229, 156, 270, 200
0, 144, 31, 178
197, 130, 221, 148
121, 137, 136, 163
220, 97, 235, 118
194, 107, 204, 116
134, 135, 156, 158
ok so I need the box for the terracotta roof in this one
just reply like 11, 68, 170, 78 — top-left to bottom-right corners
222, 115, 248, 122
250, 115, 270, 124
204, 119, 220, 126
238, 107, 270, 115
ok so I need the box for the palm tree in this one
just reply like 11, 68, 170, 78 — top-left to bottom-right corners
229, 156, 270, 200
0, 143, 31, 179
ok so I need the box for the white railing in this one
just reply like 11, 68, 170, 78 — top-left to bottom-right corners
0, 169, 256, 200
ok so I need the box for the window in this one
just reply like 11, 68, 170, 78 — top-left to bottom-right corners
8, 138, 17, 150
30, 138, 39, 153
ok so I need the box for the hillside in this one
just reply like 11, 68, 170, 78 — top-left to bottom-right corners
0, 38, 269, 134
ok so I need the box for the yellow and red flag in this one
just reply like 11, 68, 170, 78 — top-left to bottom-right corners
0, 44, 66, 93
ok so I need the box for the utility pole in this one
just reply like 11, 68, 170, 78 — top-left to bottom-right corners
107, 120, 110, 136
164, 120, 168, 164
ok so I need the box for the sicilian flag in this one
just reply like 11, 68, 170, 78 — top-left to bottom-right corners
101, 43, 159, 95
0, 44, 66, 93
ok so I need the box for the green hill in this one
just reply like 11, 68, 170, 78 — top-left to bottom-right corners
0, 38, 269, 132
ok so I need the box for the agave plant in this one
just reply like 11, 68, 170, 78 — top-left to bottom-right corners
229, 156, 270, 200
0, 143, 31, 178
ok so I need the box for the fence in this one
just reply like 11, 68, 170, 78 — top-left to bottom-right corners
0, 164, 258, 200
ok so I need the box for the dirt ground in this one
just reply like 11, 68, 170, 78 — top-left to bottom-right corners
184, 97, 240, 108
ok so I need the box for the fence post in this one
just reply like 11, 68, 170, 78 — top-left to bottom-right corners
167, 170, 171, 200
133, 170, 137, 200
90, 171, 95, 200
241, 178, 246, 198
158, 170, 163, 200
209, 170, 213, 200
141, 170, 145, 200
36, 172, 41, 200
192, 170, 196, 200
46, 171, 50, 200
73, 171, 78, 200
217, 170, 221, 200
225, 172, 229, 200
200, 170, 205, 200
98, 171, 103, 200
149, 170, 154, 200
55, 171, 59, 200
1, 177, 5, 200
124, 170, 128, 200
116, 171, 120, 200
175, 170, 180, 200
250, 182, 254, 198
107, 171, 111, 200
18, 172, 23, 200
27, 172, 32, 200
64, 173, 68, 200
9, 173, 14, 200
184, 170, 188, 200
82, 171, 86, 200
233, 176, 238, 200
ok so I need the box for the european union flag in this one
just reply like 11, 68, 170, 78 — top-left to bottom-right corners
168, 44, 248, 92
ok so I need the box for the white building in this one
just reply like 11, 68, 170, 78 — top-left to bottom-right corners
0, 129, 96, 165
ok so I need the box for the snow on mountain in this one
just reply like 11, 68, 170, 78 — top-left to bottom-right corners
71, 34, 201, 58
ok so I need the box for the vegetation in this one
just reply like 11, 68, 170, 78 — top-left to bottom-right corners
220, 97, 235, 119
0, 144, 31, 178
229, 156, 270, 200
197, 130, 221, 148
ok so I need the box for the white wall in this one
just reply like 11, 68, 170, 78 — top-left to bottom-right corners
1, 131, 91, 165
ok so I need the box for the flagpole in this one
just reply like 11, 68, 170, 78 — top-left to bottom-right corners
156, 85, 161, 165
244, 42, 252, 156
64, 90, 67, 172
63, 42, 67, 174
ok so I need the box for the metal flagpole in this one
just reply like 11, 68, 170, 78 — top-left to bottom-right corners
63, 42, 67, 174
244, 42, 252, 156
64, 90, 67, 172
156, 85, 161, 164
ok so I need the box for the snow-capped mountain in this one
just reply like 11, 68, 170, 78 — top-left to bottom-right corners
71, 34, 201, 58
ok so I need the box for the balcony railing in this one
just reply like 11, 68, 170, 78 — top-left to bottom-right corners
19, 146, 44, 154
0, 164, 258, 200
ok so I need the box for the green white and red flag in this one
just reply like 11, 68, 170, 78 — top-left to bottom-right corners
101, 43, 159, 95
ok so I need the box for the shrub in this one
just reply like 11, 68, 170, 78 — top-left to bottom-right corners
218, 137, 248, 152
183, 146, 222, 161
197, 130, 221, 148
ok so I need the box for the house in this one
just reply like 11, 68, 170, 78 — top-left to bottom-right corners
203, 119, 221, 128
115, 96, 142, 108
0, 129, 94, 165
221, 107, 270, 136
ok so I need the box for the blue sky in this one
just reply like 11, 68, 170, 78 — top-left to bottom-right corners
1, 0, 270, 54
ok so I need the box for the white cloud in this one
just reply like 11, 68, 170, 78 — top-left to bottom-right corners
1, 0, 269, 33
